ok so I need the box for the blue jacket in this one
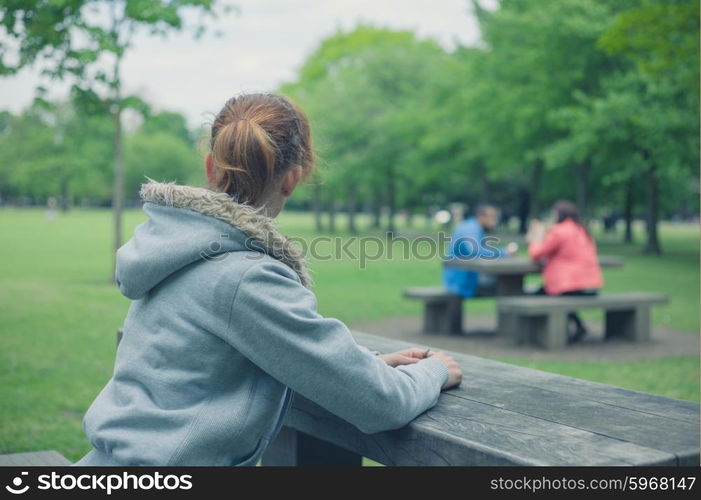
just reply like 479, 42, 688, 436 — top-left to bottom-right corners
74, 181, 448, 466
442, 217, 506, 298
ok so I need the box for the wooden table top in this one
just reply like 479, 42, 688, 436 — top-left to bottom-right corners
443, 255, 625, 274
282, 331, 699, 466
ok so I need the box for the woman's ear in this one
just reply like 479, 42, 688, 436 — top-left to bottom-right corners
281, 165, 303, 198
205, 153, 216, 185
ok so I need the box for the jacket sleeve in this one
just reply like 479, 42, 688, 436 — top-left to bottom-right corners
222, 260, 450, 435
453, 224, 506, 259
528, 227, 562, 261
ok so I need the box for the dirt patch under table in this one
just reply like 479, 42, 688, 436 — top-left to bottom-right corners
350, 314, 700, 362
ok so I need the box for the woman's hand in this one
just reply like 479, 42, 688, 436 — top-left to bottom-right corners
378, 348, 427, 367
379, 348, 463, 390
427, 351, 463, 389
526, 220, 546, 244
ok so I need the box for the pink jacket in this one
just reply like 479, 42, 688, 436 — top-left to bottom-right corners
528, 219, 603, 295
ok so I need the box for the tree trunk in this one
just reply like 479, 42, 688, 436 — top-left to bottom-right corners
623, 177, 635, 244
112, 104, 124, 282
405, 210, 413, 228
386, 166, 396, 237
518, 188, 529, 234
112, 102, 124, 283
110, 10, 124, 284
477, 163, 490, 201
313, 182, 323, 232
347, 186, 357, 234
575, 163, 589, 222
644, 163, 662, 255
328, 195, 336, 234
371, 190, 382, 229
528, 162, 543, 220
60, 176, 71, 212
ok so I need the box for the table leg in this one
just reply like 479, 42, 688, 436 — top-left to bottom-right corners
540, 312, 568, 350
261, 427, 362, 466
497, 311, 521, 343
497, 274, 525, 296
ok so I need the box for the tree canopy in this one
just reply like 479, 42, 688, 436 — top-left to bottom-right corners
1, 0, 698, 256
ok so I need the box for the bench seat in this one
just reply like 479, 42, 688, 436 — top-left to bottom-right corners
497, 292, 669, 349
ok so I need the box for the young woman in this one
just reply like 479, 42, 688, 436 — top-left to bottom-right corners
74, 93, 461, 466
527, 200, 603, 344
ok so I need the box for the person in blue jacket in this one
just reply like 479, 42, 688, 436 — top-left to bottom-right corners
443, 204, 514, 298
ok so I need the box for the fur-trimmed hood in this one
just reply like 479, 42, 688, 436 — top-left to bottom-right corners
114, 180, 311, 299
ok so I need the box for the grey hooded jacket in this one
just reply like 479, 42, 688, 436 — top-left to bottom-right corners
74, 180, 449, 466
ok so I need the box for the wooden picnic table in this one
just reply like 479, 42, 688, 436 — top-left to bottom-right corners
7, 329, 698, 467
5, 328, 696, 467
263, 331, 700, 466
443, 255, 624, 296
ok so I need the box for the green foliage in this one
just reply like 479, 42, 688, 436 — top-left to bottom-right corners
0, 101, 113, 201
124, 116, 202, 198
0, 102, 201, 203
1, 0, 698, 244
0, 0, 221, 105
469, 0, 616, 170
544, 0, 699, 227
295, 25, 420, 85
279, 1, 698, 244
283, 26, 458, 220
598, 0, 700, 96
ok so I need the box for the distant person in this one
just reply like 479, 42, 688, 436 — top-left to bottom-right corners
74, 93, 461, 467
46, 197, 57, 222
443, 204, 516, 298
527, 200, 603, 343
602, 209, 620, 233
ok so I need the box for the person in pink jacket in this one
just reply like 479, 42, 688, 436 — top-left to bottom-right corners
527, 200, 603, 343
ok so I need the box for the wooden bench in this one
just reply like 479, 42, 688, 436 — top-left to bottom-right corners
0, 450, 70, 466
403, 287, 463, 334
497, 292, 669, 349
262, 331, 699, 466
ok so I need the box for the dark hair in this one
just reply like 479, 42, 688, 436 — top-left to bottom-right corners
209, 93, 314, 205
553, 200, 590, 238
473, 203, 498, 217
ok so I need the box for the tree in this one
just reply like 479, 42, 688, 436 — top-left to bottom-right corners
0, 99, 198, 207
0, 0, 233, 280
544, 0, 700, 253
276, 2, 698, 247
468, 0, 625, 222
282, 26, 452, 236
0, 100, 113, 205
125, 112, 201, 199
597, 0, 700, 254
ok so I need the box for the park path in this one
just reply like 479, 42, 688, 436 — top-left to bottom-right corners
351, 315, 699, 362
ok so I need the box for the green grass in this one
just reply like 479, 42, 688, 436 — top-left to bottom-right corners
501, 357, 700, 403
0, 207, 698, 461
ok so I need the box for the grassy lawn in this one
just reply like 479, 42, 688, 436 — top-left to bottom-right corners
0, 207, 698, 462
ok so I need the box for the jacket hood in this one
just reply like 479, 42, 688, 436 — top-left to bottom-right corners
115, 180, 312, 299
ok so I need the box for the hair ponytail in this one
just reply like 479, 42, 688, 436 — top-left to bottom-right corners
211, 118, 277, 204
208, 93, 314, 205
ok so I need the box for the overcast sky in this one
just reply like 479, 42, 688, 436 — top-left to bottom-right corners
0, 0, 486, 129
